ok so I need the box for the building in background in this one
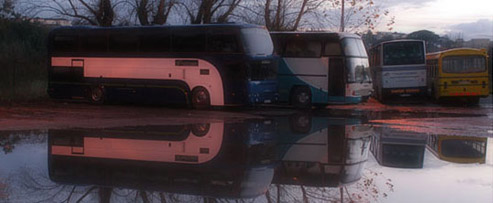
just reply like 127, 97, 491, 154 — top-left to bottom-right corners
29, 18, 71, 26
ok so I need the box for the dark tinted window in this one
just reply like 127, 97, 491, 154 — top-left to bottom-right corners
173, 28, 206, 52
284, 40, 321, 57
323, 42, 342, 56
140, 31, 171, 52
382, 144, 424, 168
207, 33, 240, 53
383, 41, 425, 65
80, 33, 107, 53
53, 35, 78, 52
109, 33, 139, 52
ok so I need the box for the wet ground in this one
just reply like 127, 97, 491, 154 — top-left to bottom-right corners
0, 96, 492, 202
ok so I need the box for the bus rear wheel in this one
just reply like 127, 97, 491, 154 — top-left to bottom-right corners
191, 87, 211, 109
89, 86, 106, 104
291, 86, 312, 108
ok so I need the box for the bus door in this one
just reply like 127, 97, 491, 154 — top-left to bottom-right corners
328, 58, 345, 99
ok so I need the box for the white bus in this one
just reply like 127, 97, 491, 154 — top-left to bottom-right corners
369, 40, 427, 101
270, 32, 372, 108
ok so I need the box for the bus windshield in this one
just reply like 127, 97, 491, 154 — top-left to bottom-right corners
347, 58, 371, 83
383, 41, 424, 66
241, 28, 274, 56
442, 55, 486, 73
342, 38, 367, 57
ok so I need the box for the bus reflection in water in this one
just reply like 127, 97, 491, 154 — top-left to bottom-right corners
47, 114, 376, 200
275, 114, 373, 186
371, 127, 428, 168
48, 120, 277, 199
427, 135, 487, 164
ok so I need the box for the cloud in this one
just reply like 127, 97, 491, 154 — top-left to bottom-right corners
383, 0, 436, 9
448, 19, 493, 40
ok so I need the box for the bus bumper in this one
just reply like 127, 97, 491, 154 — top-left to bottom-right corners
247, 80, 279, 105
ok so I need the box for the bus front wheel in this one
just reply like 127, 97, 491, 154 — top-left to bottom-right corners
89, 86, 106, 104
191, 87, 211, 109
291, 86, 312, 108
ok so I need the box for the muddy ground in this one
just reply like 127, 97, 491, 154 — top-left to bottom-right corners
0, 96, 492, 136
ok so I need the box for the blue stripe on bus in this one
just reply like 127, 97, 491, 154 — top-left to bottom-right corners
278, 59, 328, 104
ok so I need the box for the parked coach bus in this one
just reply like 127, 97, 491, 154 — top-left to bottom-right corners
270, 32, 372, 108
47, 24, 278, 108
369, 40, 427, 102
426, 48, 490, 104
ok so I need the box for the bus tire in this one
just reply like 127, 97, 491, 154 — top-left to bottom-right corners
191, 123, 210, 137
289, 113, 312, 133
89, 86, 106, 104
191, 87, 211, 109
291, 86, 312, 108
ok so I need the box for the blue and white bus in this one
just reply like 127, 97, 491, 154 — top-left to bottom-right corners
270, 32, 372, 108
48, 24, 278, 108
369, 40, 427, 102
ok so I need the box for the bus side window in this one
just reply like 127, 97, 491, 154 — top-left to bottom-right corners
323, 42, 342, 56
53, 35, 78, 53
80, 33, 107, 53
173, 28, 206, 53
140, 32, 171, 53
109, 33, 139, 53
285, 40, 321, 57
207, 32, 240, 53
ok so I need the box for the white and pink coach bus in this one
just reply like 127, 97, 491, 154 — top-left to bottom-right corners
47, 24, 279, 108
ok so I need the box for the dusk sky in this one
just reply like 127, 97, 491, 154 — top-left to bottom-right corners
384, 0, 493, 40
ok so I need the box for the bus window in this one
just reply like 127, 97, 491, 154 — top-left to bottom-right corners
383, 41, 424, 65
173, 29, 206, 52
442, 55, 486, 73
284, 40, 321, 57
342, 38, 367, 57
53, 35, 78, 52
140, 31, 171, 52
80, 33, 107, 53
207, 33, 240, 53
323, 42, 342, 56
241, 28, 273, 56
109, 33, 139, 53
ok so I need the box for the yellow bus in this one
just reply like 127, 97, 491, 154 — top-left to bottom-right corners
426, 48, 490, 104
426, 135, 487, 164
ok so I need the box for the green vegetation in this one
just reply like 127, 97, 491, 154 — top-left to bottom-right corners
0, 19, 50, 102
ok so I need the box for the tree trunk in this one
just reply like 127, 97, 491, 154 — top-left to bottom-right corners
137, 0, 150, 25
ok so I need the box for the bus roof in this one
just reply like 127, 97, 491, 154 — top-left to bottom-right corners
50, 23, 264, 34
426, 48, 488, 60
270, 31, 361, 40
370, 39, 425, 50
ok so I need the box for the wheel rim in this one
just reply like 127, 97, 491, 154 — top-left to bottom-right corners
297, 92, 309, 104
296, 116, 310, 128
91, 87, 103, 102
194, 89, 209, 105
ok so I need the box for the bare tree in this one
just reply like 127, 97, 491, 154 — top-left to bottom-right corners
235, 0, 323, 31
318, 0, 395, 33
22, 0, 122, 26
134, 0, 176, 25
178, 0, 243, 24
